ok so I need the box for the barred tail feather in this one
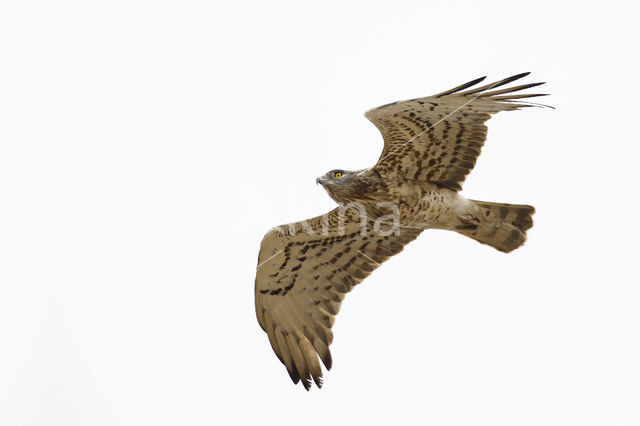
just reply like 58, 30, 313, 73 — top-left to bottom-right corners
457, 200, 535, 253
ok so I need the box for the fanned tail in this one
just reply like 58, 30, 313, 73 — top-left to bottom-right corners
456, 200, 535, 253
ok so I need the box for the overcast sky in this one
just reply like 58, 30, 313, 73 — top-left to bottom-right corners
1, 1, 639, 425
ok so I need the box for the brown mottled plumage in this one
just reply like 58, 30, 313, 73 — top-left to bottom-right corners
255, 73, 548, 390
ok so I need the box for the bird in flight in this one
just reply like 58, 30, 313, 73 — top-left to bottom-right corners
254, 72, 548, 390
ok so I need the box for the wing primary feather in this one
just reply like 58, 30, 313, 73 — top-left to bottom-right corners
286, 333, 312, 390
495, 98, 555, 109
263, 313, 284, 363
434, 76, 486, 97
299, 337, 324, 388
478, 82, 545, 97
275, 328, 300, 384
490, 93, 550, 101
312, 337, 333, 370
458, 72, 531, 95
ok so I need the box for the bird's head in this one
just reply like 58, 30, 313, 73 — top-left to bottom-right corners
316, 169, 365, 204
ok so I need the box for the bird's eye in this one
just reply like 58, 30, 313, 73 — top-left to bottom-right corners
334, 172, 343, 178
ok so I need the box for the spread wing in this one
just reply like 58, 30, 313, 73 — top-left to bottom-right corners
365, 72, 548, 191
255, 208, 421, 390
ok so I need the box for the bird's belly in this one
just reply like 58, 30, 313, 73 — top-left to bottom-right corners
396, 184, 468, 229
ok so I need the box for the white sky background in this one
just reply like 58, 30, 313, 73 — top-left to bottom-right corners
1, 0, 639, 424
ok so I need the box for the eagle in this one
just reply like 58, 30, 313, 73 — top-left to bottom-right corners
254, 73, 548, 390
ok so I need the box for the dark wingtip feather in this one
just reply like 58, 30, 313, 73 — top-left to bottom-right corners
302, 377, 312, 391
312, 375, 324, 389
499, 72, 532, 84
493, 93, 550, 99
459, 72, 533, 96
288, 368, 300, 384
477, 81, 546, 98
434, 76, 486, 98
511, 71, 531, 79
491, 93, 553, 107
321, 350, 332, 370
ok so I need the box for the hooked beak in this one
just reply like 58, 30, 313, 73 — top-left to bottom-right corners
316, 176, 327, 185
